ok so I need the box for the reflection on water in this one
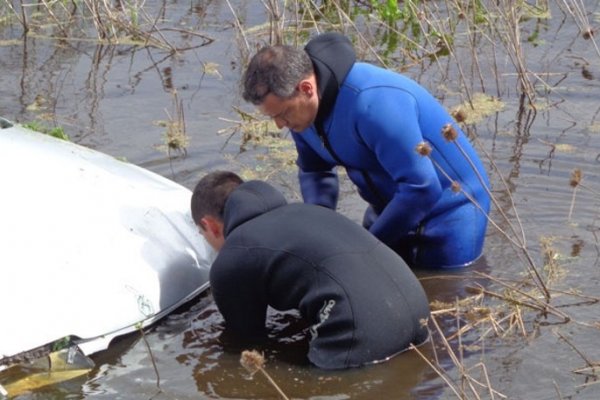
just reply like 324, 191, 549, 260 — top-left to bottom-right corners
71, 261, 497, 400
78, 292, 443, 400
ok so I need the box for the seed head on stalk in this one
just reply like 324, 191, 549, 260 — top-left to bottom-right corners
240, 349, 265, 375
441, 123, 458, 142
451, 181, 461, 193
240, 350, 290, 400
415, 141, 432, 156
570, 168, 582, 188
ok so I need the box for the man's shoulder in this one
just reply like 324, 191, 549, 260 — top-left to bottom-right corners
344, 63, 413, 89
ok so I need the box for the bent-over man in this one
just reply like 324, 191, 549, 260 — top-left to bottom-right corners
191, 171, 430, 369
242, 32, 491, 268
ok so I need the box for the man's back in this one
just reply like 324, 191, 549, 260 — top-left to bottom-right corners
210, 181, 430, 369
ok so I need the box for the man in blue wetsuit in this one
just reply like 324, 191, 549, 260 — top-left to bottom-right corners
242, 32, 491, 269
191, 171, 430, 370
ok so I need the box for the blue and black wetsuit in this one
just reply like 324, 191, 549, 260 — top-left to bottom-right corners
292, 32, 491, 268
210, 180, 430, 370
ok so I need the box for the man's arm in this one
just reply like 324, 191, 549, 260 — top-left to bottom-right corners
209, 247, 268, 342
292, 131, 339, 209
356, 88, 442, 245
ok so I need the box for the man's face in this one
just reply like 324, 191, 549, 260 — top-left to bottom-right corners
258, 78, 319, 132
197, 217, 225, 251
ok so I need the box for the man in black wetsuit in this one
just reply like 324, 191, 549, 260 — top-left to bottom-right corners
191, 171, 430, 370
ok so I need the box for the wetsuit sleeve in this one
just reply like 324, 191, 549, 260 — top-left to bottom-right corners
356, 88, 442, 245
292, 131, 339, 209
209, 247, 268, 342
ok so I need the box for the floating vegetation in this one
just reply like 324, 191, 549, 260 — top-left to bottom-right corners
219, 108, 282, 153
22, 121, 70, 141
451, 93, 505, 125
154, 90, 188, 159
202, 62, 222, 79
219, 109, 297, 184
589, 123, 600, 133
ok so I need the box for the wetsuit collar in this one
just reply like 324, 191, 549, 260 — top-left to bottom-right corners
223, 180, 287, 236
304, 32, 356, 127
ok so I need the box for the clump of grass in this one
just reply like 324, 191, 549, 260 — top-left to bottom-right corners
540, 236, 568, 285
219, 108, 282, 152
155, 90, 189, 159
22, 121, 70, 141
220, 109, 298, 190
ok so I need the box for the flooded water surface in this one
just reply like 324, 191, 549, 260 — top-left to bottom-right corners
1, 0, 600, 399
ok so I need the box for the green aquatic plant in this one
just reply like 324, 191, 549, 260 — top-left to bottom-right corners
372, 0, 402, 26
22, 121, 70, 141
51, 336, 71, 352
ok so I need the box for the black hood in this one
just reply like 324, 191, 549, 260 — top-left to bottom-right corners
222, 180, 287, 236
304, 32, 356, 126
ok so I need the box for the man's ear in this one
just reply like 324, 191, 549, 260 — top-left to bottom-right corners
298, 79, 314, 97
202, 216, 224, 238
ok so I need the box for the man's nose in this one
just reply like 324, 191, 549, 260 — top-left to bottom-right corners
274, 117, 287, 130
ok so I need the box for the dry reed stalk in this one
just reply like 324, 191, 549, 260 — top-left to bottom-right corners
430, 287, 529, 342
469, 133, 554, 302
416, 1, 477, 107
136, 324, 162, 392
295, 0, 320, 41
224, 0, 250, 57
262, 0, 284, 45
487, 0, 537, 105
575, 379, 600, 390
556, 330, 598, 370
472, 274, 569, 324
409, 343, 465, 399
550, 288, 600, 307
83, 0, 110, 40
6, 0, 183, 50
8, 0, 29, 32
40, 0, 70, 37
558, 0, 600, 58
416, 128, 551, 301
414, 314, 507, 399
138, 5, 176, 52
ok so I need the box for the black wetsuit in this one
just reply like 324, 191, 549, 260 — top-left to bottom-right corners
210, 180, 430, 369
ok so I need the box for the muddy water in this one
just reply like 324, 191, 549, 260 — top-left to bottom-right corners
1, 0, 600, 399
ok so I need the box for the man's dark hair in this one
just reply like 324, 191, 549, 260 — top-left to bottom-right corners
191, 171, 244, 224
242, 45, 314, 105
